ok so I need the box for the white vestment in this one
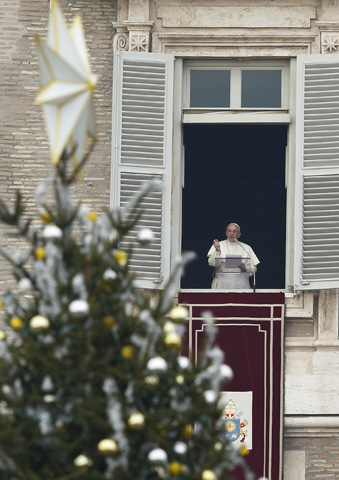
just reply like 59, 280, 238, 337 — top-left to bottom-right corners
207, 239, 260, 289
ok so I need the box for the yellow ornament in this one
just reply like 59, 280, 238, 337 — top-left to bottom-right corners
40, 210, 52, 224
0, 330, 6, 340
35, 247, 46, 260
169, 305, 188, 323
87, 211, 98, 222
144, 375, 159, 387
97, 438, 118, 454
0, 300, 3, 309
201, 470, 217, 480
175, 374, 185, 385
182, 424, 194, 438
163, 332, 181, 349
29, 315, 50, 332
121, 345, 134, 359
168, 462, 184, 475
10, 316, 23, 330
115, 249, 127, 266
103, 315, 116, 327
128, 412, 145, 430
239, 445, 250, 456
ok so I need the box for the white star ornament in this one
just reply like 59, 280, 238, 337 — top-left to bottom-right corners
35, 0, 96, 166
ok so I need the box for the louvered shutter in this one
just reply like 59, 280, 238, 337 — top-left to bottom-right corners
294, 54, 339, 290
111, 51, 174, 289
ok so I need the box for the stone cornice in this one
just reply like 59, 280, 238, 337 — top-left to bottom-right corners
284, 415, 339, 437
152, 32, 317, 55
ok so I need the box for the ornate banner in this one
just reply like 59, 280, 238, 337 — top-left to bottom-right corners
178, 292, 284, 480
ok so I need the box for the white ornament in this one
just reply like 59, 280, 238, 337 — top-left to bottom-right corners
138, 228, 154, 245
44, 394, 56, 403
103, 269, 117, 280
42, 225, 62, 239
173, 441, 187, 455
204, 390, 217, 403
147, 356, 168, 373
177, 356, 190, 369
17, 278, 33, 291
220, 364, 234, 382
69, 299, 89, 317
41, 375, 54, 392
148, 448, 168, 463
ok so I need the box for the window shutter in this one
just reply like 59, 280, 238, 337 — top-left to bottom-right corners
111, 51, 174, 289
294, 54, 339, 290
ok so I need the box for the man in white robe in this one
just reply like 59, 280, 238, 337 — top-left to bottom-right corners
207, 223, 260, 289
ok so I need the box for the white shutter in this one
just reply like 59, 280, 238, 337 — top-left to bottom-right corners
111, 51, 174, 289
294, 54, 339, 290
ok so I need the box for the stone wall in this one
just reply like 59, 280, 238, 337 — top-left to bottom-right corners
285, 437, 339, 479
0, 0, 117, 290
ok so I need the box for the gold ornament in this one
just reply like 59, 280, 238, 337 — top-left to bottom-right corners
175, 374, 185, 384
10, 316, 23, 330
0, 300, 3, 309
168, 462, 184, 475
115, 250, 127, 266
55, 419, 66, 432
201, 470, 217, 480
163, 320, 174, 334
35, 247, 46, 260
214, 441, 223, 452
169, 305, 188, 323
40, 210, 52, 224
239, 445, 250, 456
163, 332, 181, 349
29, 315, 50, 332
97, 438, 118, 454
181, 424, 193, 438
128, 412, 145, 430
74, 454, 93, 467
144, 375, 159, 387
87, 211, 98, 222
121, 345, 134, 359
0, 330, 6, 340
103, 315, 116, 327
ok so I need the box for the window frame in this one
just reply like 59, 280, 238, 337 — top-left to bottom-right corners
184, 60, 290, 111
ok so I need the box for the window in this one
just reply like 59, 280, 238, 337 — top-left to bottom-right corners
241, 70, 281, 108
190, 69, 230, 107
111, 52, 339, 291
186, 63, 287, 110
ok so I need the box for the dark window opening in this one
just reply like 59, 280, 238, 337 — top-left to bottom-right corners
181, 124, 287, 290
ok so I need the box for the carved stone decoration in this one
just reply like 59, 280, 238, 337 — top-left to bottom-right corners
129, 32, 150, 52
321, 32, 339, 54
113, 32, 129, 51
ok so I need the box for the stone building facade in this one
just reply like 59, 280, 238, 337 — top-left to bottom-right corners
1, 1, 339, 479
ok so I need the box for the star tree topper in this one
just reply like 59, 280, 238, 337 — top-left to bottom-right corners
35, 0, 97, 167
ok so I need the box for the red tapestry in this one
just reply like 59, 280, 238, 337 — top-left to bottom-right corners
178, 292, 284, 480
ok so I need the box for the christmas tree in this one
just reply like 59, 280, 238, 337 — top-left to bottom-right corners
0, 2, 259, 479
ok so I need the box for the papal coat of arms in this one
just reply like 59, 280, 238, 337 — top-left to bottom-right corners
219, 398, 250, 445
